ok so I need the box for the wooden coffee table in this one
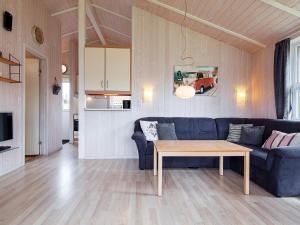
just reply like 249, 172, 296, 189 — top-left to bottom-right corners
153, 140, 252, 196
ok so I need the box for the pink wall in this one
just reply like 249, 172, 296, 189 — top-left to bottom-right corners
0, 0, 62, 175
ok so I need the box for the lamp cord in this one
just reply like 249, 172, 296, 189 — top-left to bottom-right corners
180, 0, 194, 66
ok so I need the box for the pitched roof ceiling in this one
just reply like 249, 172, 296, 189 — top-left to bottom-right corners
42, 0, 300, 53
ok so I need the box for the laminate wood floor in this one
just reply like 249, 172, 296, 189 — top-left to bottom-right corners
0, 144, 300, 225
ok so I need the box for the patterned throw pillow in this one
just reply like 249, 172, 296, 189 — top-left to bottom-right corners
140, 121, 158, 141
262, 130, 300, 150
227, 123, 253, 143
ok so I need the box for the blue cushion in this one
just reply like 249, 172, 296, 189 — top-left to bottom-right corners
157, 123, 177, 140
239, 126, 265, 146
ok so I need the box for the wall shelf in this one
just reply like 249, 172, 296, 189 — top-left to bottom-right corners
0, 147, 19, 154
0, 53, 21, 83
0, 75, 21, 83
0, 56, 20, 66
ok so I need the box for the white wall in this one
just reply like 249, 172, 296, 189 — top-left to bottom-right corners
251, 44, 276, 118
80, 8, 253, 159
0, 0, 61, 175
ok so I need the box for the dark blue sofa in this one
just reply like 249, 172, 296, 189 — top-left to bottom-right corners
131, 117, 300, 197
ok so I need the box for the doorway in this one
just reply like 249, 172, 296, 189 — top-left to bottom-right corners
25, 51, 41, 162
62, 75, 71, 144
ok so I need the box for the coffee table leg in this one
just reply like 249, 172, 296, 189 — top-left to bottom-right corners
244, 152, 250, 195
158, 152, 163, 196
154, 145, 157, 176
219, 156, 223, 176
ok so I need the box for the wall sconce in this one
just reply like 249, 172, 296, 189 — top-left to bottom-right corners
143, 87, 153, 103
62, 64, 67, 74
236, 88, 246, 107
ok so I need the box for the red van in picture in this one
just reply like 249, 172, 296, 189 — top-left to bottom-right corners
194, 72, 215, 94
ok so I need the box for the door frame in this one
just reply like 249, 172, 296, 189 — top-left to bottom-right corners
23, 45, 48, 158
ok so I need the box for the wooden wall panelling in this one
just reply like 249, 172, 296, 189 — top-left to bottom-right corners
82, 8, 253, 159
0, 0, 62, 175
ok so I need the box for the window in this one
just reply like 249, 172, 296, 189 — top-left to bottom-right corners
291, 38, 300, 120
62, 77, 70, 111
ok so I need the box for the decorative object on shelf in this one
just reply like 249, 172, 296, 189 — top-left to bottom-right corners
52, 77, 61, 95
32, 26, 44, 45
3, 11, 13, 32
0, 51, 2, 57
174, 66, 218, 97
62, 64, 67, 74
123, 100, 131, 109
0, 53, 21, 83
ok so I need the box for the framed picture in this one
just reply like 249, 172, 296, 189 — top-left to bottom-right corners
174, 66, 218, 96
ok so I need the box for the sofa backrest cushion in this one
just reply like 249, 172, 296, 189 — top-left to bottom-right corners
134, 117, 218, 140
135, 117, 300, 142
244, 119, 300, 142
263, 119, 300, 142
215, 118, 245, 140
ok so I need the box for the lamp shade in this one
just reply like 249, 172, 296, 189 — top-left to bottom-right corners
62, 64, 67, 74
175, 85, 195, 99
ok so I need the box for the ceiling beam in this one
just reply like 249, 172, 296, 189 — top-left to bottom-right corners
100, 25, 131, 38
62, 24, 131, 39
62, 26, 94, 38
91, 3, 131, 21
259, 0, 300, 18
86, 0, 106, 45
146, 0, 266, 48
51, 4, 132, 23
87, 38, 122, 45
51, 6, 78, 16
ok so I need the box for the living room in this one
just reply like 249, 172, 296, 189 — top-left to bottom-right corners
1, 0, 300, 224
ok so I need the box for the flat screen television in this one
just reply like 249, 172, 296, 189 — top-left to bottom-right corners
0, 113, 13, 142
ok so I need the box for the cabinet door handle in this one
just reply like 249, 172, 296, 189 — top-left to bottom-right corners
101, 80, 104, 88
106, 80, 109, 89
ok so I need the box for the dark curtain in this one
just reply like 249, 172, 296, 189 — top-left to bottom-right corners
274, 38, 291, 119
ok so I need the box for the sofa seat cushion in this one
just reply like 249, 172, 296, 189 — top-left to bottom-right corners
240, 144, 274, 171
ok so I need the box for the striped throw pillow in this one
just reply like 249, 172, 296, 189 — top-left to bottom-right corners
262, 130, 300, 150
227, 124, 253, 143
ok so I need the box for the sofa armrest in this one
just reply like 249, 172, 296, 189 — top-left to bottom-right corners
131, 131, 147, 150
273, 145, 300, 158
131, 131, 148, 170
268, 145, 300, 197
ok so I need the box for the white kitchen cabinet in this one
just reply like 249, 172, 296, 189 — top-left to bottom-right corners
105, 48, 131, 92
85, 47, 105, 91
85, 47, 131, 94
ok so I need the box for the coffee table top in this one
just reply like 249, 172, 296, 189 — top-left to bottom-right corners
153, 140, 252, 152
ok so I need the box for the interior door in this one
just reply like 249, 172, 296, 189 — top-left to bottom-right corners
85, 47, 105, 91
105, 48, 131, 92
25, 58, 40, 155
